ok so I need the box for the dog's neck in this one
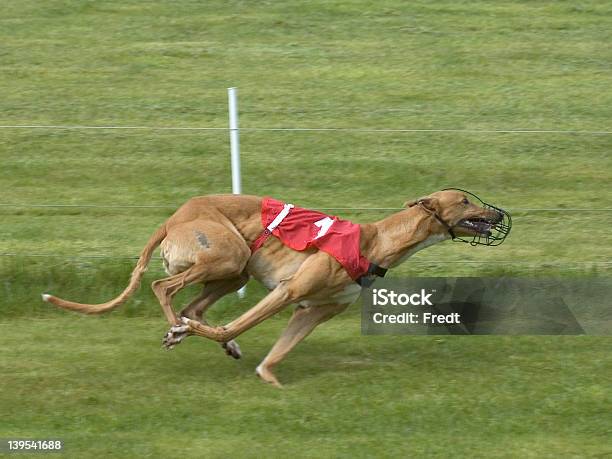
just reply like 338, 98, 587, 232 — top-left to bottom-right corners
363, 206, 450, 268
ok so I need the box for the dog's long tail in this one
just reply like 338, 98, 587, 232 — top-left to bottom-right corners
42, 224, 167, 314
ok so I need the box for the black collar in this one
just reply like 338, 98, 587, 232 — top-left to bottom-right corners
356, 263, 388, 287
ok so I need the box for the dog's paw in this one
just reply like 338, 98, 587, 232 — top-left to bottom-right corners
162, 323, 191, 350
222, 340, 242, 359
256, 364, 283, 388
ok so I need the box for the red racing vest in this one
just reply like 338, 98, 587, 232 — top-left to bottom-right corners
250, 197, 371, 280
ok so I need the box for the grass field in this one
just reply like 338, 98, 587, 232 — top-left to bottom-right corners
1, 1, 611, 457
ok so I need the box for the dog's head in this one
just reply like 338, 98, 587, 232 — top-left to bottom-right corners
405, 189, 512, 246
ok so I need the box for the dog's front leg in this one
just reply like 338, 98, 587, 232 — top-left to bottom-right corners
256, 302, 350, 387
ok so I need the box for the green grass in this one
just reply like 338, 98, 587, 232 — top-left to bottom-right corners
1, 1, 611, 457
1, 316, 610, 458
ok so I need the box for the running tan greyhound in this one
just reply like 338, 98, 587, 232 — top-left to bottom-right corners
42, 189, 508, 387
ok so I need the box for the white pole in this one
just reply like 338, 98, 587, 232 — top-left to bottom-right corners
228, 87, 241, 195
228, 87, 246, 298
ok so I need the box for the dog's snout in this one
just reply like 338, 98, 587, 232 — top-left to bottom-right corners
493, 210, 504, 224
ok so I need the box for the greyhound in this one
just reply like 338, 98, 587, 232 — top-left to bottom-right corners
43, 189, 510, 387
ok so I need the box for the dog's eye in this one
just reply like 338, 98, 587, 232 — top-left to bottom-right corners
462, 198, 469, 205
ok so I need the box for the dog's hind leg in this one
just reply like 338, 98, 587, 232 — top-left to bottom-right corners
165, 273, 249, 357
152, 263, 215, 327
179, 273, 249, 321
255, 303, 349, 388
153, 220, 250, 328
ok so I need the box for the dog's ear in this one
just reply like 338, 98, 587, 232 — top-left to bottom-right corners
404, 197, 439, 211
416, 197, 440, 213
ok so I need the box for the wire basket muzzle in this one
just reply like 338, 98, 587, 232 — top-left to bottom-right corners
442, 188, 512, 246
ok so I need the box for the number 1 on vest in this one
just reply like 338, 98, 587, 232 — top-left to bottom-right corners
314, 217, 335, 239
